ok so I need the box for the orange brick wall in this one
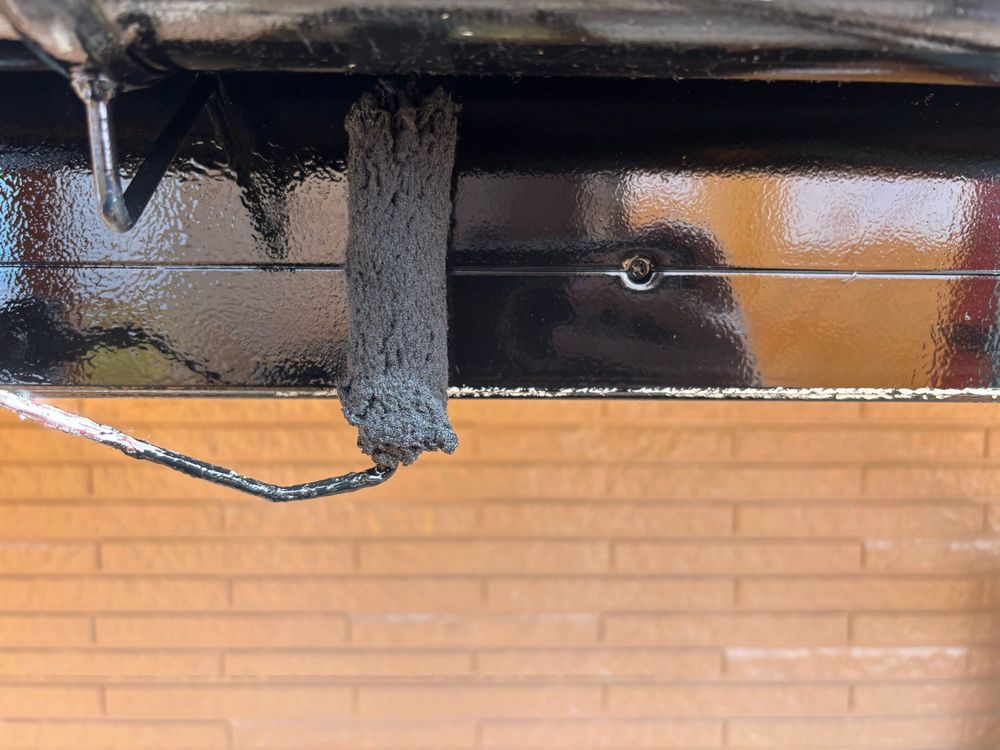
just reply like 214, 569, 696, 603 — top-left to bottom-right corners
0, 398, 998, 749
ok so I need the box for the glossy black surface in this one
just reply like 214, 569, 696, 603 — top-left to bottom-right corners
452, 273, 1000, 389
4, 73, 1000, 392
0, 267, 347, 386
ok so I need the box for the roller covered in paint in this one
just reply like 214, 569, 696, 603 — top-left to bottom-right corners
0, 79, 459, 501
339, 82, 460, 469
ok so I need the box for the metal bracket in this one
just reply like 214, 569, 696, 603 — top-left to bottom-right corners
0, 392, 396, 501
69, 70, 214, 232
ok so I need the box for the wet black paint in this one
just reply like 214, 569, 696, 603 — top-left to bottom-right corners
3, 74, 1000, 391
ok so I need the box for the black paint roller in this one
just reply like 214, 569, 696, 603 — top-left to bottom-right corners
339, 82, 460, 469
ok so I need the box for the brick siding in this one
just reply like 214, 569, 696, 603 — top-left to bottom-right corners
0, 399, 996, 748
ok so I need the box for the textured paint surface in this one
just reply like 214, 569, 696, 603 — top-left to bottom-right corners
340, 84, 457, 466
0, 397, 997, 748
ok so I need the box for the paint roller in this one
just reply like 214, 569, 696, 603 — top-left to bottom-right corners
0, 79, 460, 499
339, 81, 459, 470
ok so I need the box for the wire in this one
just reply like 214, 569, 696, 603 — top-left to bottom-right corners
0, 391, 395, 501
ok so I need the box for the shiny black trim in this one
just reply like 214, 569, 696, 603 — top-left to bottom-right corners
3, 73, 1000, 395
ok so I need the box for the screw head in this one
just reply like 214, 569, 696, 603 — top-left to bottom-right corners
623, 255, 655, 284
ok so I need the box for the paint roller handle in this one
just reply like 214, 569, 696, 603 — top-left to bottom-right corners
0, 391, 396, 501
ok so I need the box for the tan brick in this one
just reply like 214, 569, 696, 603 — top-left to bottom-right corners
290, 464, 869, 503
606, 683, 847, 716
100, 461, 615, 502
0, 576, 227, 611
603, 401, 733, 425
226, 650, 472, 677
605, 402, 862, 425
983, 504, 1000, 532
232, 578, 481, 612
963, 647, 1000, 677
724, 646, 967, 680
861, 403, 999, 423
738, 576, 985, 610
111, 426, 402, 464
737, 503, 983, 537
97, 614, 348, 647
0, 426, 117, 462
727, 716, 965, 748
106, 685, 353, 718
853, 680, 1000, 715
10, 395, 1000, 748
486, 577, 733, 611
0, 467, 91, 499
351, 613, 599, 647
76, 398, 346, 425
0, 719, 228, 748
606, 466, 862, 501
389, 464, 612, 501
865, 538, 1000, 572
728, 402, 865, 423
93, 463, 380, 501
0, 503, 223, 537
605, 613, 847, 646
481, 502, 733, 537
0, 686, 102, 717
480, 718, 723, 748
476, 648, 721, 679
477, 426, 731, 462
985, 430, 1000, 458
0, 649, 219, 679
451, 400, 606, 426
359, 541, 609, 574
963, 714, 1000, 746
101, 540, 354, 574
952, 574, 1000, 610
225, 502, 477, 537
0, 615, 92, 646
734, 428, 983, 462
865, 465, 1000, 499
357, 685, 601, 719
0, 541, 95, 572
616, 541, 860, 574
231, 719, 474, 749
970, 577, 1000, 607
852, 612, 1000, 646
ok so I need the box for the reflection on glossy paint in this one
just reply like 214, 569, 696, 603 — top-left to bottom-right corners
778, 175, 975, 263
0, 267, 348, 387
2, 74, 1000, 391
618, 171, 980, 271
0, 161, 352, 266
613, 169, 988, 387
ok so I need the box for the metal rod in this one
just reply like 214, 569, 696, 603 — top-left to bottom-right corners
0, 391, 395, 501
69, 71, 214, 232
